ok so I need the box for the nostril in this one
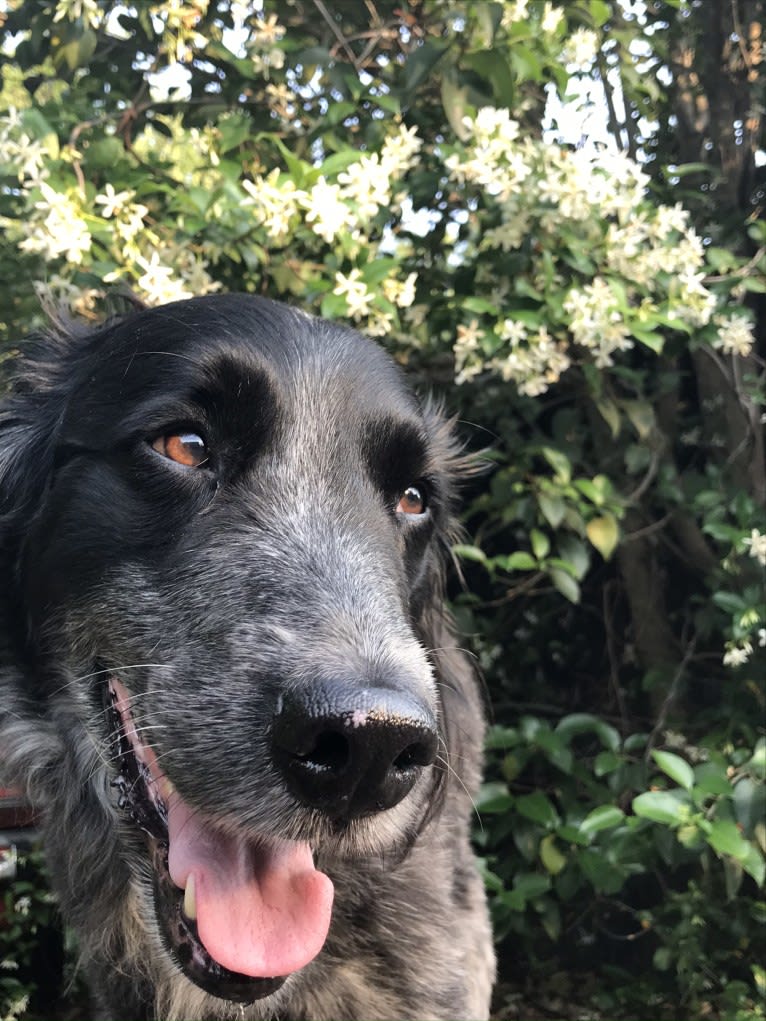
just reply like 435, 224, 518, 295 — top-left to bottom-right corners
393, 740, 433, 771
299, 731, 350, 773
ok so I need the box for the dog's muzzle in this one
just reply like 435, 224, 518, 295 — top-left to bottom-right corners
107, 674, 437, 1005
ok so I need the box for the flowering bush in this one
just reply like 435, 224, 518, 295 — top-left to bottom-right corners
0, 0, 764, 1016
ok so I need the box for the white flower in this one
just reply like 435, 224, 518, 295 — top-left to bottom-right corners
134, 252, 194, 305
482, 214, 530, 252
758, 628, 766, 648
302, 177, 354, 243
564, 277, 632, 366
653, 202, 689, 238
53, 0, 101, 27
0, 127, 49, 182
4, 993, 29, 1020
338, 155, 391, 220
20, 182, 92, 263
723, 643, 751, 667
541, 2, 564, 34
333, 269, 374, 319
743, 528, 766, 567
242, 169, 303, 241
713, 314, 754, 358
365, 310, 395, 337
14, 895, 31, 917
500, 319, 528, 344
95, 183, 134, 218
265, 82, 295, 113
116, 202, 149, 242
502, 0, 529, 24
454, 319, 486, 385
252, 13, 285, 47
383, 272, 417, 308
381, 124, 422, 175
562, 28, 599, 72
456, 319, 484, 351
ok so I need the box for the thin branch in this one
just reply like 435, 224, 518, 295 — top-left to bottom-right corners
623, 511, 674, 543
644, 632, 698, 761
603, 580, 629, 734
625, 445, 662, 504
312, 0, 360, 70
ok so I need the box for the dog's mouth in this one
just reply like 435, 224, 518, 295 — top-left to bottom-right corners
107, 679, 334, 1004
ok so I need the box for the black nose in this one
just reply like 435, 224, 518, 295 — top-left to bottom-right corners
271, 682, 438, 820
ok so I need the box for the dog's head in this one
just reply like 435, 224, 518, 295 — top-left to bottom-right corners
0, 294, 477, 1003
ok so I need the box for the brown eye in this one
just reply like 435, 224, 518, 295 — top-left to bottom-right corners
151, 431, 208, 468
396, 485, 426, 516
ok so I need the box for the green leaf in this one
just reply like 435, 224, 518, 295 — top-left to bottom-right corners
512, 871, 552, 899
466, 49, 514, 106
578, 848, 627, 894
534, 729, 573, 774
588, 0, 611, 26
694, 762, 734, 797
594, 750, 622, 776
596, 399, 621, 438
477, 781, 513, 814
749, 738, 766, 779
319, 150, 363, 178
485, 725, 520, 750
218, 113, 253, 153
530, 529, 550, 560
510, 44, 543, 82
516, 792, 560, 830
404, 40, 448, 92
452, 543, 487, 564
651, 750, 695, 791
538, 492, 566, 528
540, 447, 572, 483
706, 818, 753, 862
538, 897, 562, 942
549, 567, 580, 603
741, 843, 766, 886
540, 834, 567, 875
573, 478, 602, 505
739, 275, 766, 294
477, 859, 506, 893
461, 296, 498, 314
632, 790, 691, 826
556, 535, 590, 580
711, 591, 747, 615
586, 513, 620, 560
555, 713, 621, 752
579, 805, 626, 837
631, 328, 664, 353
623, 400, 656, 439
503, 551, 538, 571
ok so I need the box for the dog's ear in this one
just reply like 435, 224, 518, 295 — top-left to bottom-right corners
0, 328, 81, 797
0, 312, 101, 526
416, 402, 488, 808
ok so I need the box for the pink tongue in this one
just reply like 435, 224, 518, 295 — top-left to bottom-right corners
167, 794, 334, 978
108, 679, 333, 978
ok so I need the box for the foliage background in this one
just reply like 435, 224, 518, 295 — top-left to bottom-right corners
0, 1, 764, 1018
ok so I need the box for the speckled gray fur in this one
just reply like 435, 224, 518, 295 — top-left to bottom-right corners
0, 295, 495, 1020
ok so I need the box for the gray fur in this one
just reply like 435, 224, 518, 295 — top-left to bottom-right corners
0, 295, 494, 1020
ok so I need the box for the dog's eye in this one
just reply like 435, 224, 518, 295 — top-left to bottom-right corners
151, 432, 208, 468
396, 485, 426, 516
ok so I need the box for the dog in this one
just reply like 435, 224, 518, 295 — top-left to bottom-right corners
0, 294, 494, 1020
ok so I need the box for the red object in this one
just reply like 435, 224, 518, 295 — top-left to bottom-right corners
0, 786, 37, 830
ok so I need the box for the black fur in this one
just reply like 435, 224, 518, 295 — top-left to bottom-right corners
0, 294, 494, 1021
